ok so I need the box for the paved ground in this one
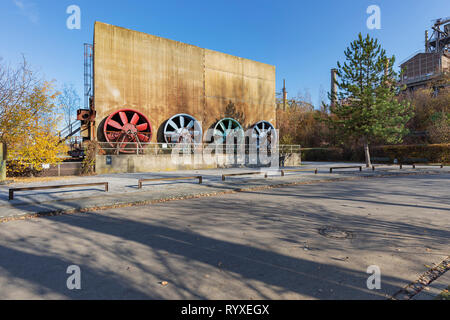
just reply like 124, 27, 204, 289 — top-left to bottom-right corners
413, 270, 450, 300
0, 162, 362, 204
1, 162, 449, 220
0, 173, 448, 299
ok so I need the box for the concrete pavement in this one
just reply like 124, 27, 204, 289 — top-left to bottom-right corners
1, 162, 449, 221
0, 173, 448, 299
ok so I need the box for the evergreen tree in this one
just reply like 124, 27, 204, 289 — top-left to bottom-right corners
329, 33, 413, 166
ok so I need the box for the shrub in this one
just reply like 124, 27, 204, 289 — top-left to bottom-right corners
370, 144, 450, 163
301, 148, 345, 161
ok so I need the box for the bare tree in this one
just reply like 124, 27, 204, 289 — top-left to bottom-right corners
0, 56, 40, 142
57, 83, 81, 128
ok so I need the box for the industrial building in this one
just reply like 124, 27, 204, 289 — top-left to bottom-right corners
400, 17, 450, 91
79, 22, 276, 151
74, 22, 282, 172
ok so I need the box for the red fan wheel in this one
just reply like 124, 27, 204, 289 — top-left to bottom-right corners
103, 109, 152, 154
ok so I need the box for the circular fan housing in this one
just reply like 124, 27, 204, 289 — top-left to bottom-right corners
252, 120, 277, 148
163, 113, 202, 144
213, 118, 244, 144
103, 109, 152, 154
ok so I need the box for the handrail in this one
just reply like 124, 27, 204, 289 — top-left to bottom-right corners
138, 176, 202, 189
222, 172, 267, 181
9, 182, 108, 200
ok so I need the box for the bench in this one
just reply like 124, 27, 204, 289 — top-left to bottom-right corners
9, 182, 109, 201
281, 168, 318, 176
138, 176, 202, 189
329, 166, 362, 173
401, 158, 443, 169
222, 172, 267, 181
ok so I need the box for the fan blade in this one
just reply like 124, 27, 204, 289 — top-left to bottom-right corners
254, 126, 261, 134
219, 122, 226, 131
262, 122, 266, 130
228, 120, 232, 130
107, 119, 123, 130
180, 116, 185, 128
136, 123, 148, 131
187, 120, 194, 129
168, 120, 178, 130
119, 112, 128, 125
130, 113, 140, 125
137, 134, 149, 142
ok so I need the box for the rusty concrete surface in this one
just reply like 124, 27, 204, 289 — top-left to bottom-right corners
93, 22, 276, 143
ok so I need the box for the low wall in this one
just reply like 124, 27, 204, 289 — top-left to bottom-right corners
96, 153, 301, 174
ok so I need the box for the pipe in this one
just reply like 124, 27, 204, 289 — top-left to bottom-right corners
331, 69, 337, 107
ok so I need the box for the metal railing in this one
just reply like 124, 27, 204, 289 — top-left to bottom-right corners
95, 142, 302, 156
138, 176, 203, 189
222, 171, 268, 181
9, 182, 108, 200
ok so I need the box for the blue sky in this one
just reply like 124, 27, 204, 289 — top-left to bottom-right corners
1, 0, 449, 108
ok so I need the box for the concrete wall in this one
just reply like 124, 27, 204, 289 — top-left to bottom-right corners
96, 154, 216, 174
96, 153, 301, 174
93, 22, 276, 143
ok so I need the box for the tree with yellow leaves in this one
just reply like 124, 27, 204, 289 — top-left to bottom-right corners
0, 57, 67, 175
